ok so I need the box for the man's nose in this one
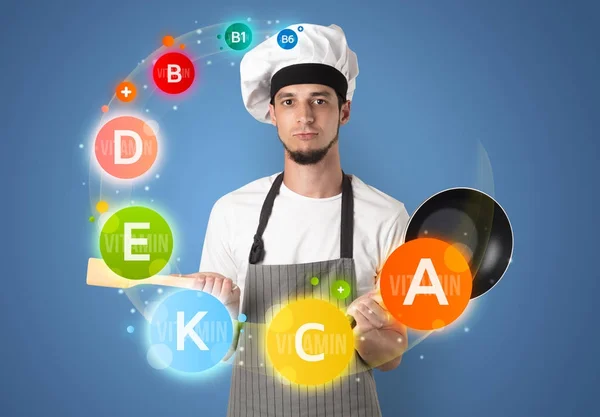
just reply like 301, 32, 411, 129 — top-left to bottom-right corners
297, 103, 314, 124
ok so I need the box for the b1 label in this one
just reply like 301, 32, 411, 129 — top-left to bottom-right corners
225, 23, 252, 51
277, 29, 298, 50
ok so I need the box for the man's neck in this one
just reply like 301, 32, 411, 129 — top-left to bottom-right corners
282, 151, 343, 198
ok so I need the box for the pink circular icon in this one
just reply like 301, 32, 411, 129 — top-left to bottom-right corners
94, 116, 158, 179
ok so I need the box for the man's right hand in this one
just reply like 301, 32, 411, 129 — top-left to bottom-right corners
170, 272, 241, 320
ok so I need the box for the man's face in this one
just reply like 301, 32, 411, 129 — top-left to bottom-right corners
268, 84, 351, 165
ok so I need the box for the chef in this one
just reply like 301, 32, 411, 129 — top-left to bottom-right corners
180, 23, 409, 417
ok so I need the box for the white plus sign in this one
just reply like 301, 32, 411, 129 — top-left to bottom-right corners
337, 286, 344, 293
121, 86, 132, 97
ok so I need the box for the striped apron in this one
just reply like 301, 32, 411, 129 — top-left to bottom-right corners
227, 172, 382, 417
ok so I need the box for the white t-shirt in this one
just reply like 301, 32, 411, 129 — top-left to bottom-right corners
199, 172, 410, 306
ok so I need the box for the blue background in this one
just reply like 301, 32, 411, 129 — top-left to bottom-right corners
2, 0, 599, 416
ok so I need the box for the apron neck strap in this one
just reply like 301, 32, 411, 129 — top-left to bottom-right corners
249, 171, 354, 264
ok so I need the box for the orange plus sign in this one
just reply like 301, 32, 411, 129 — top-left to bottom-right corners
115, 81, 137, 102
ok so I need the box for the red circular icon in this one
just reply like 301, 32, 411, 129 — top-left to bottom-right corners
152, 52, 195, 94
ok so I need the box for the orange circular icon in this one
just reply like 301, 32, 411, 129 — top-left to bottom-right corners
115, 81, 137, 102
380, 238, 472, 331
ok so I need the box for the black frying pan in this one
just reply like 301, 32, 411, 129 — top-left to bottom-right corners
403, 187, 513, 299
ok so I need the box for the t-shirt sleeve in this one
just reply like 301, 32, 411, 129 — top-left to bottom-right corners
198, 198, 238, 281
375, 204, 410, 286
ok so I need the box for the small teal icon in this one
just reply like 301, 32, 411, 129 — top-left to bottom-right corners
277, 29, 298, 50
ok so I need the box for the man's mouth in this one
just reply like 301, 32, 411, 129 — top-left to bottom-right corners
293, 132, 318, 140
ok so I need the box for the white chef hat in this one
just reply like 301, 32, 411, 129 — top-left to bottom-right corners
240, 23, 359, 123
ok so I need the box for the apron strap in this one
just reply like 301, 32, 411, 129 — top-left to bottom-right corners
249, 171, 354, 264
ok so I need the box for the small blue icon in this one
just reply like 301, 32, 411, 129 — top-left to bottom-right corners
298, 26, 304, 32
127, 325, 135, 334
148, 290, 234, 373
277, 29, 298, 50
238, 313, 247, 323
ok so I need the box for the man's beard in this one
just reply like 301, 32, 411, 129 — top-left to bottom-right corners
278, 124, 340, 165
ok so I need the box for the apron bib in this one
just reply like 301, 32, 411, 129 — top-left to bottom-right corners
227, 172, 382, 417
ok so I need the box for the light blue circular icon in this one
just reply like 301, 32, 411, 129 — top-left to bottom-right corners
277, 29, 298, 49
298, 26, 304, 32
148, 290, 233, 373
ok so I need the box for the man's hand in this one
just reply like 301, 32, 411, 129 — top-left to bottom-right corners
170, 272, 241, 320
346, 290, 408, 371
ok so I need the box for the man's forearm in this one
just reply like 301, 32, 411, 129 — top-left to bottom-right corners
355, 328, 407, 371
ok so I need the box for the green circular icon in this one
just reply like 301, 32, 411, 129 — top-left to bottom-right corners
310, 277, 320, 286
99, 206, 173, 280
331, 280, 351, 300
225, 23, 252, 51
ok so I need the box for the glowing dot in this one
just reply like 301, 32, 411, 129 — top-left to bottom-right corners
207, 60, 212, 65
230, 62, 235, 66
240, 329, 244, 333
432, 319, 445, 329
155, 174, 160, 179
130, 308, 136, 314
247, 17, 251, 22
177, 257, 181, 262
127, 326, 134, 333
356, 377, 360, 382
424, 230, 429, 235
82, 182, 86, 186
118, 289, 124, 294
194, 20, 198, 24
310, 277, 319, 286
420, 355, 424, 360
275, 20, 279, 23
145, 301, 149, 305
141, 59, 145, 63
143, 84, 148, 89
131, 200, 135, 204
464, 232, 468, 236
197, 40, 201, 44
260, 363, 264, 367
239, 361, 244, 366
150, 199, 154, 203
101, 105, 109, 113
360, 336, 365, 341
220, 47, 223, 50
78, 143, 84, 149
163, 35, 175, 47
238, 314, 247, 322
217, 34, 222, 39
464, 327, 470, 333
248, 335, 252, 339
116, 190, 120, 194
89, 216, 95, 222
179, 43, 185, 50
267, 20, 272, 24
173, 105, 178, 110
397, 337, 403, 343
240, 347, 244, 351
265, 35, 269, 39
145, 109, 149, 113
157, 288, 163, 294
196, 29, 202, 34
96, 200, 109, 213
144, 186, 150, 191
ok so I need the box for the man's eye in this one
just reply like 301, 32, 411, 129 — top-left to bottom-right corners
282, 99, 293, 106
315, 99, 326, 105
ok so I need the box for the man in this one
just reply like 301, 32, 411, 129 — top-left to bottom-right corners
181, 23, 409, 417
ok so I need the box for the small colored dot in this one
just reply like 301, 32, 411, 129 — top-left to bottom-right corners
130, 308, 136, 314
220, 47, 223, 50
310, 277, 319, 286
127, 326, 135, 334
96, 200, 109, 214
157, 288, 163, 294
118, 289, 124, 294
238, 314, 247, 323
101, 105, 109, 113
79, 144, 84, 149
240, 329, 244, 333
217, 34, 222, 39
163, 35, 175, 47
89, 216, 95, 222
420, 355, 424, 360
179, 43, 185, 49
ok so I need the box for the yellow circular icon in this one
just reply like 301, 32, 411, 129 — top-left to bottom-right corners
266, 299, 355, 386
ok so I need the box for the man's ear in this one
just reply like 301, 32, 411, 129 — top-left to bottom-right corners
340, 100, 351, 125
268, 103, 277, 126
